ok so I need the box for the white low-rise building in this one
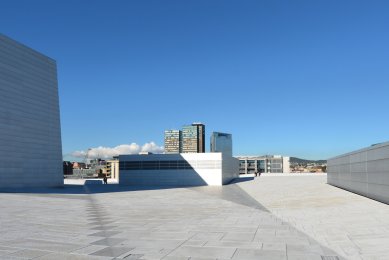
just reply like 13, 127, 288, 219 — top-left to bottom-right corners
235, 155, 290, 174
119, 153, 239, 186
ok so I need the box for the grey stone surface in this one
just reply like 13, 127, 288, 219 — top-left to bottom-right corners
90, 246, 134, 257
168, 245, 237, 259
89, 231, 121, 237
2, 176, 388, 259
36, 252, 113, 259
232, 248, 286, 260
2, 238, 83, 252
91, 238, 126, 246
6, 249, 52, 258
0, 34, 63, 188
237, 175, 389, 259
328, 141, 389, 204
71, 245, 108, 255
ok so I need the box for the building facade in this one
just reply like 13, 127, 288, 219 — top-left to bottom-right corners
182, 125, 198, 153
106, 159, 119, 180
119, 153, 239, 186
328, 141, 389, 204
164, 130, 182, 153
182, 123, 205, 153
236, 155, 290, 174
192, 122, 205, 153
0, 34, 63, 188
210, 132, 232, 157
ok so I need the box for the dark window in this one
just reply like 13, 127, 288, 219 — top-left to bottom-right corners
120, 160, 196, 170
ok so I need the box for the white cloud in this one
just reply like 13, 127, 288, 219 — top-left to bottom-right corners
70, 142, 164, 159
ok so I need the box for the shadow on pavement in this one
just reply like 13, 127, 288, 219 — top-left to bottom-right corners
189, 182, 269, 212
0, 183, 211, 195
0, 177, 255, 195
228, 176, 255, 184
0, 177, 345, 259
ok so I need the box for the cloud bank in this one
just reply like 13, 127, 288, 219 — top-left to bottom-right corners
70, 142, 164, 159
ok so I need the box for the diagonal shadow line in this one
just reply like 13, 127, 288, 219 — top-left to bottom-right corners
188, 183, 270, 212
188, 180, 346, 260
0, 177, 347, 259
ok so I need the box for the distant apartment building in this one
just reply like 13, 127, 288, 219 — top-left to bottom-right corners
236, 155, 290, 174
210, 132, 233, 157
167, 122, 205, 153
164, 130, 182, 153
106, 158, 119, 179
192, 122, 205, 153
182, 125, 198, 153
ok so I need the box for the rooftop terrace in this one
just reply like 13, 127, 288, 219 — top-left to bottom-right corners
0, 175, 388, 259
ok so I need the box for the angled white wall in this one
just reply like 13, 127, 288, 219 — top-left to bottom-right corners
327, 142, 389, 204
0, 34, 63, 188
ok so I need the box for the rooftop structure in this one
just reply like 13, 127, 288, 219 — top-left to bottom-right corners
119, 153, 238, 186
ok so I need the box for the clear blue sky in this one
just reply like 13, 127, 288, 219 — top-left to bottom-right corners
1, 0, 389, 160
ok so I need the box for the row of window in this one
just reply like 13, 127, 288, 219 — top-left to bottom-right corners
119, 160, 221, 170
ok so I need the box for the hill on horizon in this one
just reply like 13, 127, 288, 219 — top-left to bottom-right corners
290, 157, 327, 164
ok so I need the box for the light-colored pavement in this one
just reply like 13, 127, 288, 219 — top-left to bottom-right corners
237, 175, 389, 260
0, 175, 387, 259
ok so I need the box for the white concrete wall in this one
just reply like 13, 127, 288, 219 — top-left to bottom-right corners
222, 153, 239, 184
0, 34, 63, 188
327, 142, 389, 204
119, 153, 239, 186
282, 156, 290, 173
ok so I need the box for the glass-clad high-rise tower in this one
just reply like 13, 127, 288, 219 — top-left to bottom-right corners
182, 123, 205, 153
210, 132, 232, 157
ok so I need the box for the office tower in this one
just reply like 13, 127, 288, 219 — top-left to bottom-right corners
210, 132, 232, 157
182, 123, 205, 153
0, 34, 63, 188
164, 130, 182, 153
192, 122, 205, 153
182, 125, 198, 153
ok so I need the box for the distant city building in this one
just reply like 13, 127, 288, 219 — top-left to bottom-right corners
210, 132, 233, 157
182, 125, 198, 153
164, 130, 182, 153
192, 122, 205, 153
106, 158, 119, 179
72, 162, 87, 169
235, 155, 290, 174
182, 123, 205, 153
0, 34, 63, 188
63, 161, 73, 175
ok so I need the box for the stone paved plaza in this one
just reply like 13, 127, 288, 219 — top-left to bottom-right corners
0, 175, 388, 259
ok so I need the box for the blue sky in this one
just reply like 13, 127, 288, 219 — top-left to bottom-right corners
1, 0, 389, 160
